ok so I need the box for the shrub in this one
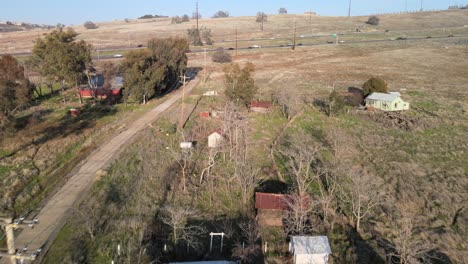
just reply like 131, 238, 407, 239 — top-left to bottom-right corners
171, 16, 182, 24
83, 21, 97, 29
211, 48, 232, 63
362, 77, 388, 96
212, 11, 229, 18
366, 16, 380, 26
278, 8, 288, 14
182, 14, 190, 22
138, 14, 154, 19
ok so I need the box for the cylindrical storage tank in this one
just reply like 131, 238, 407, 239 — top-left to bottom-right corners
180, 142, 193, 149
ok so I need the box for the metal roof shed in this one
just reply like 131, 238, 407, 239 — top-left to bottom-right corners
289, 236, 332, 264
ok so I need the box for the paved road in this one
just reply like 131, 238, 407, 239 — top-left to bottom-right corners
1, 73, 200, 263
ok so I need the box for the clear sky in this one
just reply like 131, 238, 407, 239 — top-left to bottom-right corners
0, 0, 463, 25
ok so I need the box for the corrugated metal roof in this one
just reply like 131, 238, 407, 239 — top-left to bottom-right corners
366, 92, 400, 102
255, 192, 290, 210
290, 236, 332, 255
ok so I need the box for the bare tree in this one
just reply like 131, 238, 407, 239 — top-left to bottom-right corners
256, 12, 268, 31
180, 222, 207, 253
235, 159, 260, 207
166, 131, 193, 192
232, 219, 263, 263
339, 168, 384, 232
160, 205, 202, 247
277, 133, 321, 196
222, 102, 248, 163
313, 170, 340, 231
384, 216, 435, 264
278, 8, 288, 14
74, 202, 101, 241
284, 193, 315, 235
273, 88, 303, 120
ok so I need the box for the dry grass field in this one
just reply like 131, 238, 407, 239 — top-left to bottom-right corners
3, 9, 468, 263
183, 39, 468, 262
2, 9, 468, 53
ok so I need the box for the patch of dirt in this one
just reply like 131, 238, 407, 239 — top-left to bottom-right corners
355, 110, 439, 131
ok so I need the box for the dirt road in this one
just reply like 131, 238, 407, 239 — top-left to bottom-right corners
2, 73, 200, 263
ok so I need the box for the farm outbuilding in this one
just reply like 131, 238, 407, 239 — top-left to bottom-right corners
208, 130, 223, 148
255, 192, 291, 226
251, 101, 273, 113
289, 236, 332, 264
79, 74, 123, 99
365, 92, 409, 111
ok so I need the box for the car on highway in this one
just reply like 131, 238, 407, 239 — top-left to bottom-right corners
327, 41, 334, 44
137, 44, 144, 47
396, 37, 407, 40
250, 45, 261, 48
113, 54, 124, 58
228, 47, 235, 50
339, 40, 346, 43
448, 34, 454, 37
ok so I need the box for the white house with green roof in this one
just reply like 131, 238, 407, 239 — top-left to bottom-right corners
365, 92, 410, 111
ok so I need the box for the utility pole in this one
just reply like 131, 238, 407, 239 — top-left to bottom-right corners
196, 1, 199, 32
292, 20, 297, 50
0, 217, 39, 264
235, 27, 238, 58
179, 75, 190, 128
203, 48, 207, 82
348, 0, 352, 17
405, 0, 408, 12
420, 0, 424, 12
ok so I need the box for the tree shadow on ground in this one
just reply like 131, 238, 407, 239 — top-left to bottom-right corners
256, 179, 289, 194
0, 103, 118, 160
145, 216, 265, 264
376, 234, 453, 264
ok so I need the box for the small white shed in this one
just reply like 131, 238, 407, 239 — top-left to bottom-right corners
365, 92, 410, 112
289, 236, 332, 264
208, 130, 223, 148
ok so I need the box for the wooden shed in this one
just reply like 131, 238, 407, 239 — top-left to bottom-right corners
251, 101, 273, 113
255, 192, 291, 226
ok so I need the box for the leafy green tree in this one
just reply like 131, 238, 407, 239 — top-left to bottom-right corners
31, 28, 91, 103
187, 26, 213, 46
121, 38, 188, 104
182, 14, 190, 22
83, 21, 98, 29
0, 55, 34, 121
327, 89, 347, 117
213, 11, 229, 18
366, 16, 380, 26
362, 77, 388, 96
187, 27, 203, 46
224, 62, 258, 107
171, 16, 182, 24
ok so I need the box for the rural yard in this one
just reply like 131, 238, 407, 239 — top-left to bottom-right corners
1, 4, 468, 264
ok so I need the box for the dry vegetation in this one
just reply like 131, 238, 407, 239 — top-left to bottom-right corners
44, 35, 468, 263
2, 9, 467, 264
2, 9, 468, 53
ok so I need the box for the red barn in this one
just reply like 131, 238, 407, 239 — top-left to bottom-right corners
199, 111, 210, 118
79, 75, 123, 99
251, 101, 273, 113
255, 192, 291, 226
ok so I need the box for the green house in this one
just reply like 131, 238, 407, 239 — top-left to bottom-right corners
365, 92, 410, 112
